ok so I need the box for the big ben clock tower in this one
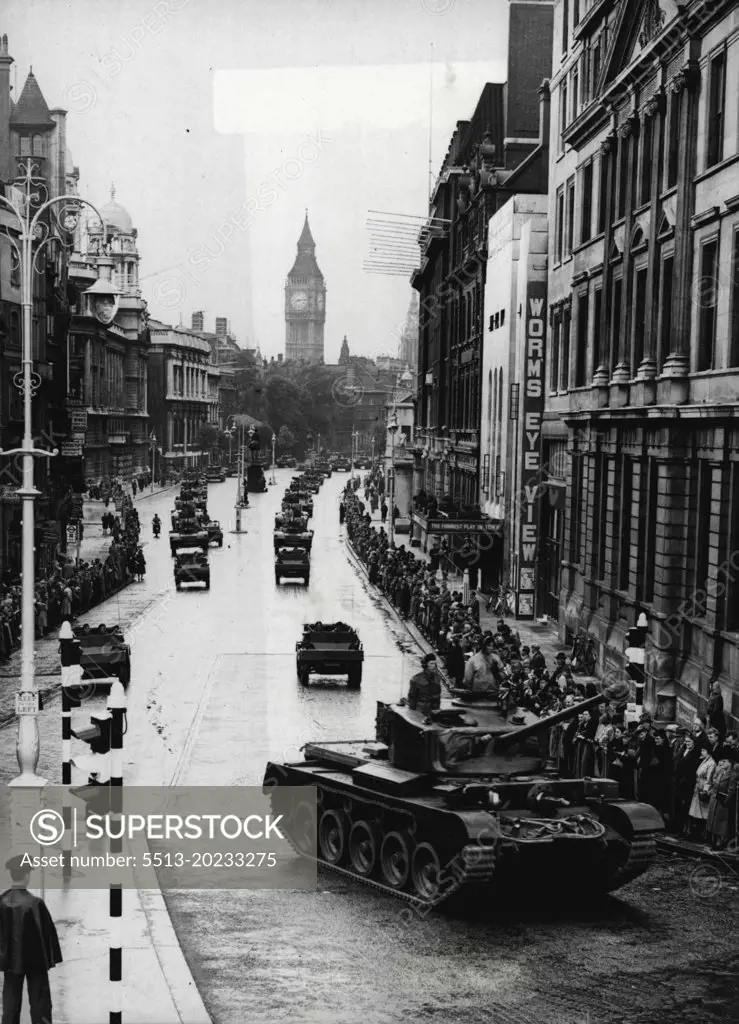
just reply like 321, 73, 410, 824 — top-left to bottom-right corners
285, 212, 326, 363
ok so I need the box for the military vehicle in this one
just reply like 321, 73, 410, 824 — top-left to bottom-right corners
205, 520, 224, 546
169, 518, 209, 555
263, 683, 664, 908
72, 625, 131, 686
276, 455, 297, 468
295, 622, 364, 689
275, 511, 309, 529
274, 522, 314, 552
174, 549, 210, 590
206, 467, 226, 483
275, 548, 311, 586
333, 456, 351, 471
316, 459, 332, 478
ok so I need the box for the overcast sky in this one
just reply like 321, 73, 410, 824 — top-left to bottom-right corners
6, 0, 508, 361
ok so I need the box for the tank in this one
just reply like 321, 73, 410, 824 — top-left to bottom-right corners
263, 682, 665, 908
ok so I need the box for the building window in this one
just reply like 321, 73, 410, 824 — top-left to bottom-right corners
706, 49, 726, 169
573, 0, 579, 25
571, 68, 579, 121
575, 292, 589, 386
657, 253, 674, 371
591, 40, 601, 94
619, 457, 633, 591
617, 136, 629, 219
560, 82, 569, 144
696, 236, 719, 371
550, 310, 561, 391
592, 286, 603, 373
644, 461, 657, 603
597, 152, 608, 233
570, 455, 582, 563
666, 90, 681, 188
726, 465, 739, 631
730, 229, 739, 368
609, 274, 622, 371
631, 265, 647, 373
640, 116, 653, 206
580, 160, 593, 243
562, 0, 569, 53
555, 187, 565, 263
560, 305, 571, 391
32, 135, 43, 156
19, 136, 30, 156
566, 177, 575, 256
691, 461, 712, 617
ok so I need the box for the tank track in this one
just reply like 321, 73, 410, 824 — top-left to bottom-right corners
277, 779, 497, 910
603, 834, 657, 891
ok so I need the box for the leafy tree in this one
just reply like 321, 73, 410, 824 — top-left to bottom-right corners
276, 425, 296, 450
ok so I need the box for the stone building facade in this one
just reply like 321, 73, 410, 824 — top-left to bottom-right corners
547, 0, 739, 725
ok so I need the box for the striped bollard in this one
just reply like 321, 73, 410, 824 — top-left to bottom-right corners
625, 613, 648, 707
108, 679, 127, 1024
59, 621, 82, 881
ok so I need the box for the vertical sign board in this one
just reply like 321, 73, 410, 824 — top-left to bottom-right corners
516, 281, 546, 619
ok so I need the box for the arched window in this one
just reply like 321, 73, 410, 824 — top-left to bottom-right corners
32, 135, 43, 156
20, 137, 30, 156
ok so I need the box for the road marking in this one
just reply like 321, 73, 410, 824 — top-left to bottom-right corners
169, 653, 223, 787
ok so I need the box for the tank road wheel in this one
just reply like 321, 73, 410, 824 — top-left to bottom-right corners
411, 842, 443, 901
288, 799, 318, 858
348, 820, 381, 877
380, 830, 413, 890
318, 809, 348, 865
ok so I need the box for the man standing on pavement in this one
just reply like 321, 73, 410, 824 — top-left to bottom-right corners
0, 856, 62, 1024
406, 653, 442, 716
462, 635, 505, 694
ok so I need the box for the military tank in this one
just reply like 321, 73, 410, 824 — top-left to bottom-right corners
263, 682, 664, 909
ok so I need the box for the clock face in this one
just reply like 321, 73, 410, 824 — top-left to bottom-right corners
291, 291, 309, 311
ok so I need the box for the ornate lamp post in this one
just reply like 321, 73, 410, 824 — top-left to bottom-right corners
351, 429, 358, 480
270, 432, 276, 485
0, 160, 108, 787
387, 410, 399, 547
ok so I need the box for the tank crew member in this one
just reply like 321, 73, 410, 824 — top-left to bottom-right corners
462, 635, 505, 694
406, 653, 441, 716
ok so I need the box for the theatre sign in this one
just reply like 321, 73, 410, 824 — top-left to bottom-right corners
516, 283, 546, 619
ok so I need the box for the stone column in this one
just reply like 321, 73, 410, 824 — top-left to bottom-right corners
611, 111, 640, 391
660, 61, 700, 403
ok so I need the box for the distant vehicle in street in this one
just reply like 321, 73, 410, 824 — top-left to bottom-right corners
276, 455, 297, 468
170, 518, 209, 555
225, 464, 237, 477
295, 622, 364, 688
206, 467, 226, 482
174, 549, 211, 590
315, 459, 332, 477
275, 511, 309, 529
205, 520, 223, 547
274, 522, 314, 552
275, 548, 311, 586
333, 457, 351, 471
72, 624, 131, 686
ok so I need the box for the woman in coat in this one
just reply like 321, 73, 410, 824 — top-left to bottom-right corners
688, 747, 716, 841
673, 735, 700, 835
707, 681, 726, 742
706, 750, 739, 849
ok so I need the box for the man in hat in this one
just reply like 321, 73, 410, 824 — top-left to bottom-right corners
406, 653, 442, 717
0, 855, 62, 1023
529, 644, 546, 672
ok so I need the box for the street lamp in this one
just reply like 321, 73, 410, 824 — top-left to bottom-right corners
149, 432, 157, 492
270, 432, 276, 485
0, 159, 107, 787
387, 411, 399, 547
351, 429, 358, 480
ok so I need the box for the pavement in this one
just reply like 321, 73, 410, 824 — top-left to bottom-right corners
2, 478, 210, 1024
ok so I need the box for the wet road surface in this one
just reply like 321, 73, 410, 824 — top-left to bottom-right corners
2, 471, 737, 1023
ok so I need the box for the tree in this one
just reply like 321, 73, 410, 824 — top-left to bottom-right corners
195, 423, 222, 452
277, 425, 296, 450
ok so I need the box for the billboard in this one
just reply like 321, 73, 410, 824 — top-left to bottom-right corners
516, 281, 546, 619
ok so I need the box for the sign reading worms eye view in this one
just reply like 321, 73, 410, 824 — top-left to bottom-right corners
0, 0, 737, 1022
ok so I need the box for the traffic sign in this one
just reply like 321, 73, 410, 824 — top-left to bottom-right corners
15, 691, 39, 716
70, 411, 88, 431
61, 442, 83, 457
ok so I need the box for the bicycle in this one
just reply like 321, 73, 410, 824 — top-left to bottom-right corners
570, 629, 597, 675
492, 585, 515, 619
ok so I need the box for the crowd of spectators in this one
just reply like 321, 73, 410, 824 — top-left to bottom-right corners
0, 487, 143, 664
342, 483, 739, 852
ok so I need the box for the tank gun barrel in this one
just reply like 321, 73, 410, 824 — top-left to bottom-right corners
494, 691, 615, 751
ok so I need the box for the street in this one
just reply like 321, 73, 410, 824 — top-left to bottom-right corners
1, 472, 737, 1024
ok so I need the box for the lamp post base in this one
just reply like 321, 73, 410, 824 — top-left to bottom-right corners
8, 773, 47, 788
